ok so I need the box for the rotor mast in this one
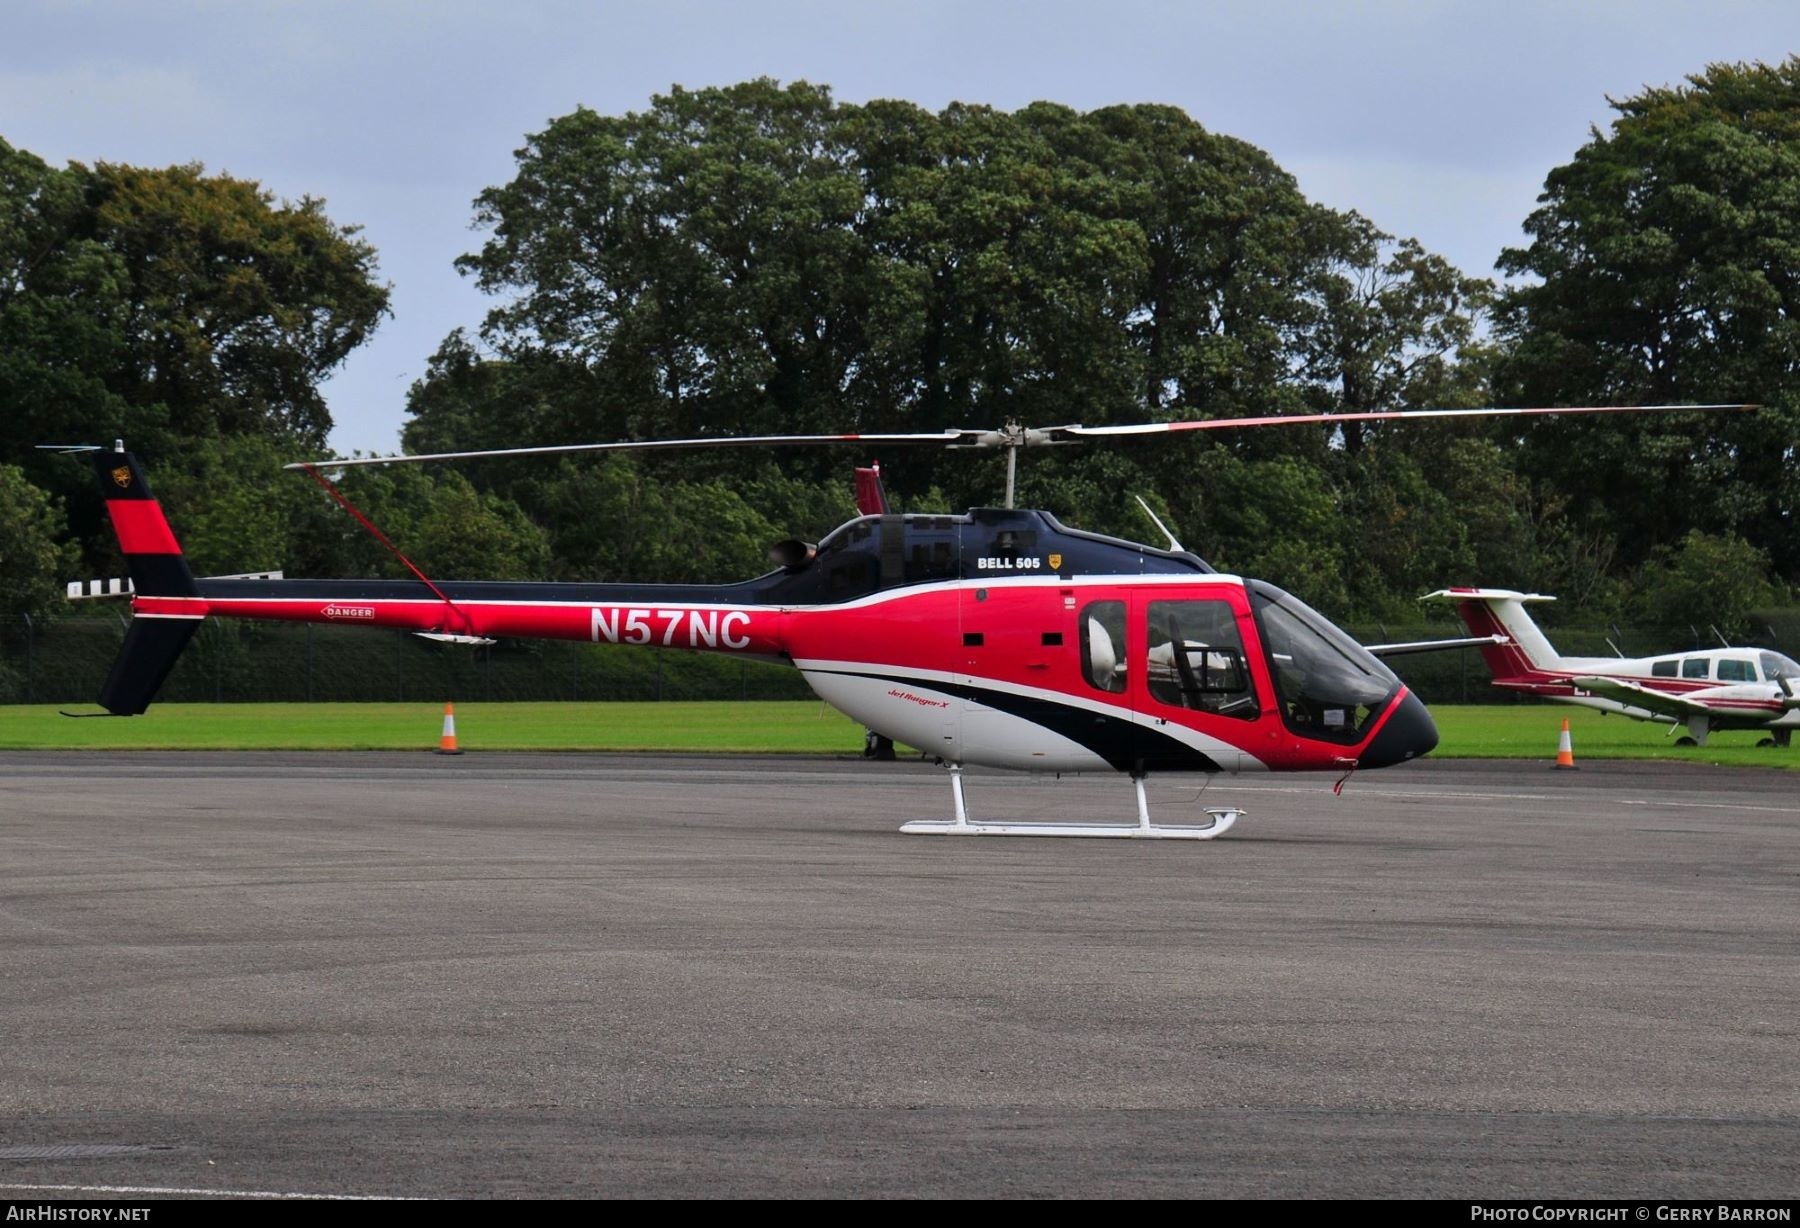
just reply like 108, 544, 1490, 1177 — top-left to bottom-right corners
954, 421, 1062, 509
1004, 427, 1019, 509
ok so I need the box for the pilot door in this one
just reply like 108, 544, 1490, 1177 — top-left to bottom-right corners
1125, 588, 1266, 772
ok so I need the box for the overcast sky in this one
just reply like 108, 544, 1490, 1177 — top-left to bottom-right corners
5, 0, 1798, 455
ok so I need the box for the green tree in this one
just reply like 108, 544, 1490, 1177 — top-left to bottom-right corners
1495, 59, 1800, 583
90, 160, 390, 448
1, 139, 390, 580
143, 434, 327, 578
0, 463, 78, 622
442, 81, 1494, 602
461, 80, 872, 448
1296, 215, 1493, 452
0, 139, 140, 548
1632, 529, 1777, 636
407, 471, 552, 581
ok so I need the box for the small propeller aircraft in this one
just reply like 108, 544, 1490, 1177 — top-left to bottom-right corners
1427, 587, 1800, 748
62, 402, 1752, 839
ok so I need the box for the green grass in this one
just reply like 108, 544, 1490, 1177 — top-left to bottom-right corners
1430, 705, 1794, 767
0, 701, 1792, 766
0, 701, 872, 753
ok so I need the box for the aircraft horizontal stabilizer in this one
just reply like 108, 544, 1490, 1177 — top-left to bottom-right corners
1422, 588, 1556, 605
1366, 634, 1509, 658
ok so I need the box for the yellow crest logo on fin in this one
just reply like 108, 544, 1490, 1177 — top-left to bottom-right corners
1048, 553, 1063, 570
110, 466, 132, 489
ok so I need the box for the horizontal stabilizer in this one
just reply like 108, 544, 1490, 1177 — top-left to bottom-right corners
1422, 588, 1555, 604
1366, 634, 1509, 659
67, 577, 134, 600
65, 571, 281, 601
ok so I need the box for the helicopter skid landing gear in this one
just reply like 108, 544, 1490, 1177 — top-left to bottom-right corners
899, 766, 1243, 839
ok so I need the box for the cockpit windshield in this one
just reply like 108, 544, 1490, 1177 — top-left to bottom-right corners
1249, 581, 1400, 744
1760, 651, 1800, 682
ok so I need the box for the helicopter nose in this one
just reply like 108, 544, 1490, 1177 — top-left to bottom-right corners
1358, 690, 1439, 769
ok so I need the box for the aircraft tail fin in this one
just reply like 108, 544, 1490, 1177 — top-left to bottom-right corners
1422, 588, 1564, 681
93, 448, 200, 599
854, 462, 889, 516
88, 447, 204, 714
95, 618, 202, 715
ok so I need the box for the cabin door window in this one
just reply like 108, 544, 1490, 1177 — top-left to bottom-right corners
1142, 599, 1260, 720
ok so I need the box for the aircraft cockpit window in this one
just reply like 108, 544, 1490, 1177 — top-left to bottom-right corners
1249, 581, 1398, 745
1145, 599, 1259, 720
1651, 660, 1679, 678
1717, 658, 1755, 683
1682, 658, 1711, 680
1760, 652, 1800, 682
1081, 601, 1127, 694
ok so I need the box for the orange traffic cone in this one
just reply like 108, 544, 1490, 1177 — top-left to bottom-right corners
436, 701, 463, 755
1552, 717, 1577, 770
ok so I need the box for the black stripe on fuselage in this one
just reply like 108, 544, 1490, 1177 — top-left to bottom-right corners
809, 667, 1225, 774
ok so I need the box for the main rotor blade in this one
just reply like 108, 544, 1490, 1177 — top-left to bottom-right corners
284, 430, 986, 470
288, 403, 1756, 470
1046, 403, 1756, 440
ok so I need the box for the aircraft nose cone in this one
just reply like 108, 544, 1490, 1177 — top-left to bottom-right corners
1359, 690, 1439, 769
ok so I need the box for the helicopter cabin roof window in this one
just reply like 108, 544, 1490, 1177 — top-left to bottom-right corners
1682, 658, 1710, 680
967, 528, 1040, 576
809, 517, 883, 601
1081, 600, 1127, 694
1716, 658, 1755, 683
1651, 660, 1679, 678
1145, 599, 1259, 720
904, 535, 959, 584
991, 529, 1037, 555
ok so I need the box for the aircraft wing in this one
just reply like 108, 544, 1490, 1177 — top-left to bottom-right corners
1568, 676, 1716, 718
1365, 634, 1507, 659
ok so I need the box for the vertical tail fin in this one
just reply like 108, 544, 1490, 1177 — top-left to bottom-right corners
854, 462, 889, 516
89, 447, 203, 714
94, 447, 198, 598
1423, 588, 1564, 680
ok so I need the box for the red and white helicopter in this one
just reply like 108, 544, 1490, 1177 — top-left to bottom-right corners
68, 402, 1751, 839
1429, 587, 1800, 748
